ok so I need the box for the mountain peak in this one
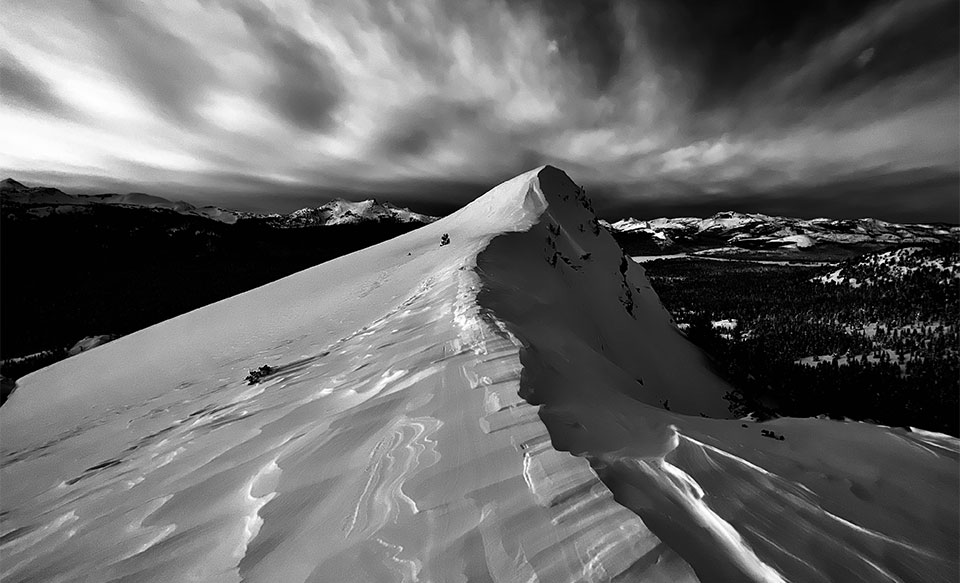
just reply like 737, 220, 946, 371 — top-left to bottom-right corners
269, 198, 436, 227
1, 178, 27, 191
1, 165, 954, 582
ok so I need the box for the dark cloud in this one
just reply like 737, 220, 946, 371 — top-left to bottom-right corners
524, 0, 626, 94
235, 3, 343, 130
640, 0, 881, 108
363, 2, 455, 82
598, 168, 959, 223
378, 99, 488, 157
84, 1, 218, 122
781, 168, 960, 223
1, 0, 956, 223
756, 1, 959, 110
812, 3, 959, 101
0, 50, 71, 116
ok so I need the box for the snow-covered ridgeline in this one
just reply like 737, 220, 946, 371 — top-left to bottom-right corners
0, 167, 693, 581
472, 168, 958, 582
1, 167, 956, 582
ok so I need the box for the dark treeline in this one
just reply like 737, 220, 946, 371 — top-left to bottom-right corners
645, 249, 959, 436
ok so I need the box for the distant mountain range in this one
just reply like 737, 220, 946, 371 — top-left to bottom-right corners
0, 178, 435, 374
6, 178, 953, 244
0, 178, 436, 227
3, 177, 956, 378
243, 199, 435, 228
606, 210, 959, 258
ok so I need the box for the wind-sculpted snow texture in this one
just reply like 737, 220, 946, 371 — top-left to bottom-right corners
2, 167, 957, 582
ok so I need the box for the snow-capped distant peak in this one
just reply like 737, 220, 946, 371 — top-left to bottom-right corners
264, 198, 436, 227
322, 198, 434, 225
0, 179, 78, 205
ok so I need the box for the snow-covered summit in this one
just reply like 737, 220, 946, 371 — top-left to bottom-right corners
1, 167, 956, 582
1, 177, 27, 191
0, 177, 79, 205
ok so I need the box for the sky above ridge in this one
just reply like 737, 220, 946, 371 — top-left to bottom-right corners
1, 0, 957, 221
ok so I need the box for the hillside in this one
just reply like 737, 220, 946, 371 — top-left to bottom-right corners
1, 167, 956, 582
641, 246, 958, 435
816, 243, 959, 287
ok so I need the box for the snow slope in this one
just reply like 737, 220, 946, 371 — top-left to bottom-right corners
2, 167, 956, 582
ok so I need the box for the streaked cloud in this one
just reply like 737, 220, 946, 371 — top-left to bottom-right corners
0, 0, 956, 219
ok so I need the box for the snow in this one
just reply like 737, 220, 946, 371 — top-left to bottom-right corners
795, 350, 914, 368
632, 253, 692, 263
814, 246, 959, 287
87, 192, 185, 208
770, 234, 814, 248
67, 334, 118, 356
1, 180, 243, 224
2, 166, 956, 582
255, 199, 435, 228
632, 253, 834, 267
817, 268, 848, 285
609, 212, 959, 251
1, 179, 432, 227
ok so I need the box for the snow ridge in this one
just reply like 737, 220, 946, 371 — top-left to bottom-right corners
1, 167, 956, 582
470, 167, 957, 582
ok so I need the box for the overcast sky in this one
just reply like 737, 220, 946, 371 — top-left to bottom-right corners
1, 0, 957, 221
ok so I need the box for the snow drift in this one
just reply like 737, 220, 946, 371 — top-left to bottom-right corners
1, 167, 956, 582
